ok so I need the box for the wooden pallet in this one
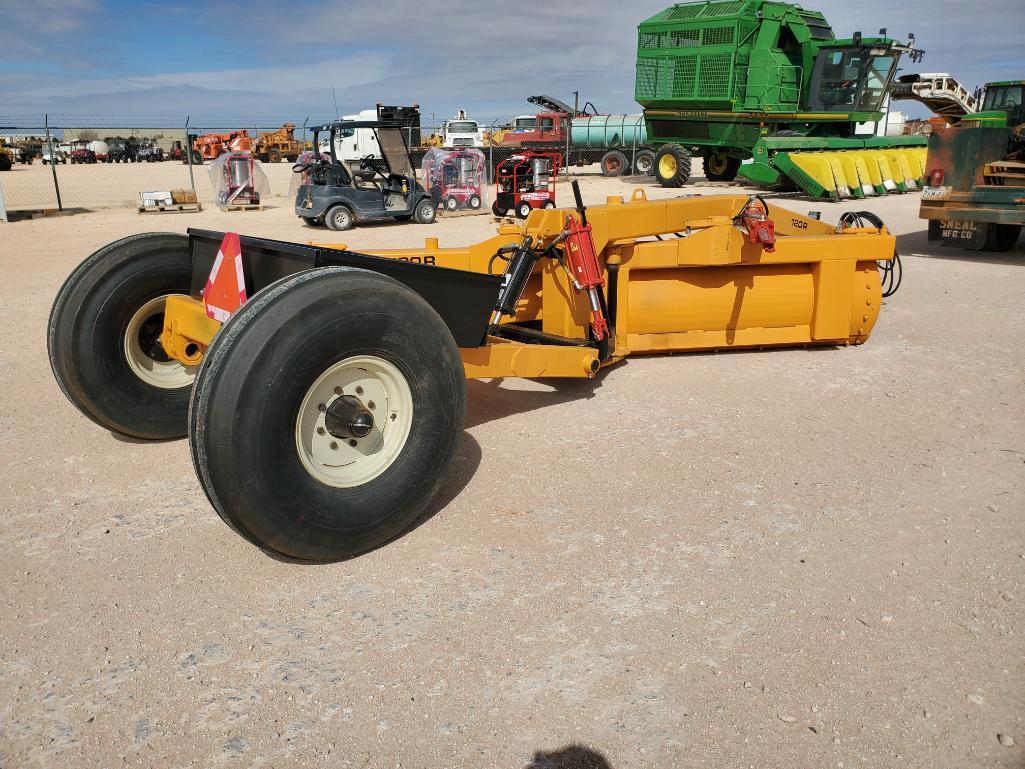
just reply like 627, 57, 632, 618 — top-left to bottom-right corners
221, 203, 263, 211
138, 203, 203, 214
983, 160, 1025, 186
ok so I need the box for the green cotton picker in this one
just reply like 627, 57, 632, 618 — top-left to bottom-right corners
635, 0, 929, 200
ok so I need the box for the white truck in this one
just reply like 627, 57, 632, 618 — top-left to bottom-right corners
321, 109, 382, 165
441, 110, 484, 148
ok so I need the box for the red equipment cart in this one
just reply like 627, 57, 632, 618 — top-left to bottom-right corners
492, 152, 560, 219
422, 148, 487, 212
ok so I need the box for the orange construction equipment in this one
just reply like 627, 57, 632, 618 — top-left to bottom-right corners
190, 130, 253, 164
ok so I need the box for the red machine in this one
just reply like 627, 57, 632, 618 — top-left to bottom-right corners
492, 152, 560, 219
423, 148, 486, 211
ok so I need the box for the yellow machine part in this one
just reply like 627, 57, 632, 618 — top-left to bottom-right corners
785, 147, 928, 199
161, 192, 895, 380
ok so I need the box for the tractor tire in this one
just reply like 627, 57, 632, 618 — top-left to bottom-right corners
704, 152, 741, 182
600, 150, 629, 177
325, 205, 354, 231
655, 144, 692, 188
468, 195, 481, 210
188, 267, 467, 561
413, 199, 436, 224
633, 149, 656, 176
48, 233, 196, 440
190, 150, 204, 165
492, 201, 507, 217
983, 223, 1022, 252
516, 202, 532, 219
268, 150, 282, 163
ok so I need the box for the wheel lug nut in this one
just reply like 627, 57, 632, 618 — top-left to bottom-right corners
334, 386, 343, 395
368, 401, 376, 410
348, 439, 357, 447
316, 426, 325, 435
318, 403, 326, 412
330, 441, 339, 450
355, 385, 364, 395
390, 413, 397, 421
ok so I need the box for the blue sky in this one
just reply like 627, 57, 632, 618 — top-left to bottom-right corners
2, 0, 1022, 129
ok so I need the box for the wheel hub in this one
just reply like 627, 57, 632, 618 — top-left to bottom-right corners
295, 355, 413, 488
123, 295, 197, 389
325, 395, 374, 439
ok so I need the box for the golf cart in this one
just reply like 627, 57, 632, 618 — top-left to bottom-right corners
294, 119, 436, 231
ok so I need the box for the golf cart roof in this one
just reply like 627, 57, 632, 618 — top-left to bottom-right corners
310, 120, 405, 132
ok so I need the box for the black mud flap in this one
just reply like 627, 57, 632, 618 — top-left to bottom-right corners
187, 229, 502, 347
927, 219, 987, 251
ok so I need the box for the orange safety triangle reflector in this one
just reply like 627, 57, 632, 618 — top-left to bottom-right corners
203, 232, 247, 322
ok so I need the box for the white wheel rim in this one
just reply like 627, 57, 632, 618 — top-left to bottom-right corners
295, 355, 413, 488
123, 295, 197, 389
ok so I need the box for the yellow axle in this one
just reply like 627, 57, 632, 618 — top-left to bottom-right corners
162, 190, 895, 379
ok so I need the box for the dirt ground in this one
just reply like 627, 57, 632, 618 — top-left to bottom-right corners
1, 168, 1023, 769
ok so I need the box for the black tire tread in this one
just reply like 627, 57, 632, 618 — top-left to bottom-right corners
48, 232, 191, 438
188, 267, 465, 561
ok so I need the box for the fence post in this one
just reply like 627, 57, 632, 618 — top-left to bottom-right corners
0, 177, 8, 223
488, 118, 499, 184
564, 116, 571, 177
185, 116, 195, 191
44, 114, 63, 211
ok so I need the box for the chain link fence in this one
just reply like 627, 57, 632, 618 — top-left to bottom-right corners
0, 116, 333, 214
0, 114, 610, 216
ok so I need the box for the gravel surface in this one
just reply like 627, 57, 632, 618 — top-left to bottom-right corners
1, 171, 1023, 768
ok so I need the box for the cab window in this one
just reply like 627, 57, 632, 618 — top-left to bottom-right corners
810, 47, 896, 112
983, 85, 1024, 111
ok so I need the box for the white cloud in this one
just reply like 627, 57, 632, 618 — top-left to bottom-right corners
1, 0, 1022, 124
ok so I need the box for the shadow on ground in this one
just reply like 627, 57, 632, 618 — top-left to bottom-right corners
464, 366, 618, 430
897, 230, 1025, 266
526, 744, 613, 769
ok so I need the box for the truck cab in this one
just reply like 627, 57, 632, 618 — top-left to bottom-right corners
442, 110, 484, 148
962, 81, 1025, 127
497, 112, 567, 148
327, 109, 382, 162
